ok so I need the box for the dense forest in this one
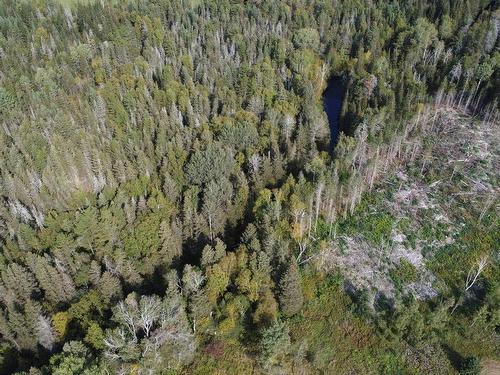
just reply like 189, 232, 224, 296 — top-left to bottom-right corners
0, 0, 498, 374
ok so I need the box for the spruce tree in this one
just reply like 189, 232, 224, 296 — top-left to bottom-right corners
278, 260, 303, 317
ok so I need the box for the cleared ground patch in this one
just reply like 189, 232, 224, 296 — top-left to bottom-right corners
315, 105, 499, 303
481, 359, 500, 375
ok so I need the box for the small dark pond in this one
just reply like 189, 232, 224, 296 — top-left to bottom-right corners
323, 77, 345, 151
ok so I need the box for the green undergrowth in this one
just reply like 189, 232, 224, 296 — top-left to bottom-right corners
336, 192, 396, 246
289, 271, 407, 374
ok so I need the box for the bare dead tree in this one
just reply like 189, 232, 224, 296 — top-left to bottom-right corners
451, 256, 489, 314
139, 295, 162, 337
314, 182, 324, 230
465, 256, 488, 292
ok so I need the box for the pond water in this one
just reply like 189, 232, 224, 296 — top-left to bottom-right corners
323, 78, 345, 151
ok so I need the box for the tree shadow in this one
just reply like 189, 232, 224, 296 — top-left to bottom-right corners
442, 344, 465, 372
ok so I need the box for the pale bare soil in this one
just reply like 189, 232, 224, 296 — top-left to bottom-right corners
481, 359, 500, 375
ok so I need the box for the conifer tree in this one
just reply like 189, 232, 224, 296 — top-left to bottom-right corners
278, 260, 304, 317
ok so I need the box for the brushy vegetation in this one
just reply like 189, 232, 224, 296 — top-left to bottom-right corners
0, 0, 498, 374
313, 107, 499, 373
